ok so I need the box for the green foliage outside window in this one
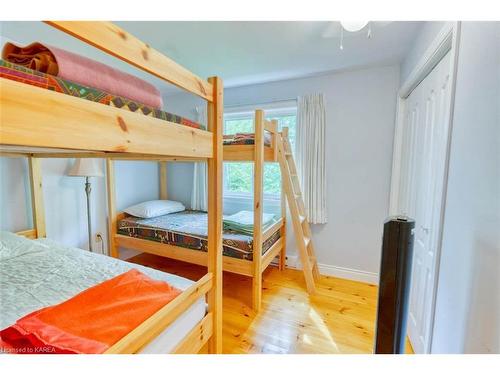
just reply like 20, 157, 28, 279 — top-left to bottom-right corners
224, 112, 296, 197
224, 117, 253, 134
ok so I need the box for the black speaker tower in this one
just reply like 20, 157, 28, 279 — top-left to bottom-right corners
374, 216, 415, 354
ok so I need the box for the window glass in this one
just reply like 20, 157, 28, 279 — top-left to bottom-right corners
223, 108, 296, 198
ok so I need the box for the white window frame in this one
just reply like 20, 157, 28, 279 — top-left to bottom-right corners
223, 102, 297, 202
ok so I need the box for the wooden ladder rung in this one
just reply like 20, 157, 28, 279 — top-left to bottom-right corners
279, 132, 317, 295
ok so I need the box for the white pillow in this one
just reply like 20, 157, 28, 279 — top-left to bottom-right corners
124, 200, 185, 218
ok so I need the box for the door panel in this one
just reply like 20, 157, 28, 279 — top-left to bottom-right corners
399, 51, 452, 353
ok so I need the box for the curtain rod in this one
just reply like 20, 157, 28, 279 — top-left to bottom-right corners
224, 99, 298, 116
195, 98, 298, 115
225, 97, 297, 110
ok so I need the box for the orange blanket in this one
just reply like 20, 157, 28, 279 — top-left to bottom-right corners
0, 269, 181, 354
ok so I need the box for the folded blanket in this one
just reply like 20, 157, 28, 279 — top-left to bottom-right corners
223, 132, 272, 146
0, 269, 181, 354
223, 210, 276, 235
0, 59, 202, 130
2, 42, 163, 109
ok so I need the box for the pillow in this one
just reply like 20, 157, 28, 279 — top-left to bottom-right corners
124, 200, 185, 219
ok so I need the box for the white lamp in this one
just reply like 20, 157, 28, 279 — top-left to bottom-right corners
68, 158, 103, 251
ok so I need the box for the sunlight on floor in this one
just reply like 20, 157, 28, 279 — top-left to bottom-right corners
308, 308, 340, 352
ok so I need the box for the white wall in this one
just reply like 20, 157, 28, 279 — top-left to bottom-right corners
165, 65, 401, 283
431, 22, 500, 354
402, 21, 500, 354
400, 21, 449, 83
0, 157, 160, 254
0, 158, 32, 232
161, 97, 199, 208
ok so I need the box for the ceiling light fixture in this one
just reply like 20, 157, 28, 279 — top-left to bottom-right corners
339, 21, 372, 51
340, 21, 369, 32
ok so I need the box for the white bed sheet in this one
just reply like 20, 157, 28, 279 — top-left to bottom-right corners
0, 231, 206, 353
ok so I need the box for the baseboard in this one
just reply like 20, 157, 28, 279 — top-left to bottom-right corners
318, 264, 379, 285
285, 255, 379, 285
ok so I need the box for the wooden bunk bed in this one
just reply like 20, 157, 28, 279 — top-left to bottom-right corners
223, 110, 320, 297
0, 21, 223, 354
223, 110, 286, 311
109, 110, 286, 312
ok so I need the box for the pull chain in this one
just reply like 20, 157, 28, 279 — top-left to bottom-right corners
340, 27, 344, 50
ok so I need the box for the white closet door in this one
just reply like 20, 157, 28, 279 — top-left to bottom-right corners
400, 50, 452, 353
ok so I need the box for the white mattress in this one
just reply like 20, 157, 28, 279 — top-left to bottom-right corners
0, 231, 206, 353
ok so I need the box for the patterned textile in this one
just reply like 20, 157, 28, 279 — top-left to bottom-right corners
118, 210, 281, 261
0, 59, 203, 130
223, 132, 272, 146
2, 41, 163, 109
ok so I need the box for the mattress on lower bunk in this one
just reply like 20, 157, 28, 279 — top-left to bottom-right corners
0, 59, 203, 130
223, 132, 272, 146
118, 210, 281, 261
0, 231, 205, 354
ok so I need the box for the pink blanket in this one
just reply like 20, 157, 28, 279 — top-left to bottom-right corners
2, 42, 163, 109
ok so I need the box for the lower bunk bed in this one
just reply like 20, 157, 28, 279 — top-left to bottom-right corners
111, 205, 285, 313
118, 210, 281, 262
0, 231, 213, 354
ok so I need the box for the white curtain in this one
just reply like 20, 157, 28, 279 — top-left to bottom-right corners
191, 106, 208, 211
296, 93, 327, 224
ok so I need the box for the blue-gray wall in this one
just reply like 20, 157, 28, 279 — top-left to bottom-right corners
165, 64, 401, 283
0, 157, 160, 254
433, 21, 500, 354
402, 21, 500, 354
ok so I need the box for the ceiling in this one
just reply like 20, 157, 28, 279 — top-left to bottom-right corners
1, 21, 422, 95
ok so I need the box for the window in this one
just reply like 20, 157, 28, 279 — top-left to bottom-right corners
223, 106, 297, 199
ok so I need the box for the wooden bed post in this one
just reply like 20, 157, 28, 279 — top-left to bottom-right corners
28, 157, 46, 238
159, 161, 168, 200
279, 127, 289, 271
207, 76, 223, 354
252, 110, 265, 311
106, 159, 118, 258
271, 119, 279, 161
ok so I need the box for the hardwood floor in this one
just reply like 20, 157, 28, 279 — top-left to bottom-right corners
128, 253, 413, 354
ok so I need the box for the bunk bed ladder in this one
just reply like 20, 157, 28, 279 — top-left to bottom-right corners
277, 128, 320, 295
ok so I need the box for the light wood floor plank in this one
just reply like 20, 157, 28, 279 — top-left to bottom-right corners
127, 253, 413, 354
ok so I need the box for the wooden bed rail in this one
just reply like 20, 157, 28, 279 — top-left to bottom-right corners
13, 156, 46, 239
280, 129, 288, 271
45, 21, 214, 102
263, 218, 284, 242
264, 120, 278, 134
252, 110, 265, 310
269, 119, 279, 161
0, 78, 213, 158
223, 115, 279, 163
206, 76, 223, 353
105, 272, 213, 353
15, 229, 38, 239
0, 151, 208, 162
172, 313, 213, 353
